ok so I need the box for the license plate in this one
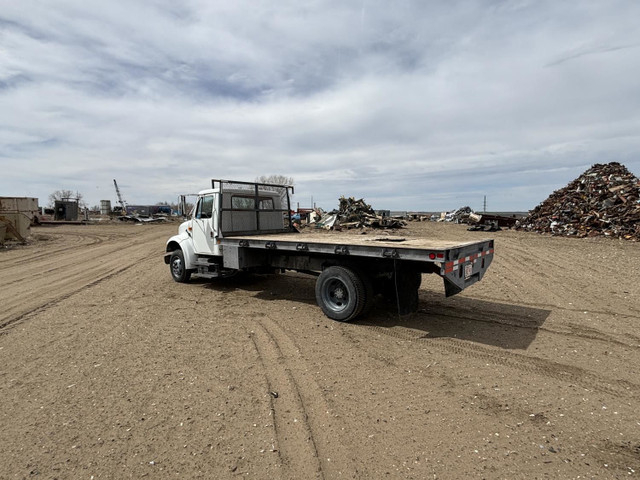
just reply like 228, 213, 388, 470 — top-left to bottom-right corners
464, 263, 473, 279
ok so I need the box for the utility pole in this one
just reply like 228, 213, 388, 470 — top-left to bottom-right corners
483, 195, 487, 214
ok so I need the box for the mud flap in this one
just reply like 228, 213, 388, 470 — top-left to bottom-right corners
443, 277, 463, 297
394, 267, 421, 315
397, 286, 419, 315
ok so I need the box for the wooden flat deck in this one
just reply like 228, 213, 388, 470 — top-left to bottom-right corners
226, 233, 490, 251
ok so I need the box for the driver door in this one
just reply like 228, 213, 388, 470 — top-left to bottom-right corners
192, 195, 216, 254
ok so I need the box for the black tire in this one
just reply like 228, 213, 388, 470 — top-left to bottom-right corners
353, 267, 375, 316
315, 266, 366, 322
395, 269, 422, 315
169, 249, 191, 283
405, 270, 422, 290
377, 276, 397, 301
379, 270, 421, 301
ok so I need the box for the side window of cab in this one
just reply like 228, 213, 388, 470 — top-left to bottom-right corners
196, 195, 214, 219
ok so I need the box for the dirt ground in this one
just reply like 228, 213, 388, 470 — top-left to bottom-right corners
1, 220, 639, 479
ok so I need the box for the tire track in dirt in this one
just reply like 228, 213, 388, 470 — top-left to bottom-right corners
248, 323, 324, 479
1, 238, 150, 289
0, 258, 152, 332
1, 229, 144, 273
468, 294, 640, 319
499, 241, 626, 285
249, 317, 359, 479
471, 240, 640, 345
0, 231, 112, 267
489, 259, 567, 306
492, 242, 638, 317
0, 226, 164, 333
421, 300, 640, 349
492, 243, 576, 284
352, 323, 637, 399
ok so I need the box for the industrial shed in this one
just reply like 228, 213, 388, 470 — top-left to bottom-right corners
0, 196, 38, 242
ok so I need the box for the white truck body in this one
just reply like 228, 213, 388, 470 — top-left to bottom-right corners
165, 179, 495, 322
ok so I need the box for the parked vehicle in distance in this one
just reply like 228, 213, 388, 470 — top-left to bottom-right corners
32, 206, 55, 224
164, 179, 495, 322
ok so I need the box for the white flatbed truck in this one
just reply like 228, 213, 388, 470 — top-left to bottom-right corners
164, 179, 494, 322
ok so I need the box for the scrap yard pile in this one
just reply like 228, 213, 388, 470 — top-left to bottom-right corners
517, 162, 640, 240
314, 196, 405, 230
335, 196, 406, 229
444, 206, 474, 223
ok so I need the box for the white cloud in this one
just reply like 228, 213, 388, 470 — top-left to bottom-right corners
1, 0, 639, 211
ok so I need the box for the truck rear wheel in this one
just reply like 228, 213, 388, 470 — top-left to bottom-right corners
395, 270, 421, 315
170, 249, 191, 283
378, 270, 421, 301
352, 267, 374, 315
315, 266, 366, 322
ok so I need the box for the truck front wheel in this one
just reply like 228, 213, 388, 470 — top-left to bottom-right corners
315, 266, 366, 322
170, 249, 191, 283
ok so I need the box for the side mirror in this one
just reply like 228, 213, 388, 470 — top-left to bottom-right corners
180, 195, 188, 219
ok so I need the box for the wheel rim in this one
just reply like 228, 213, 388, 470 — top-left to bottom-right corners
171, 257, 183, 278
321, 278, 349, 313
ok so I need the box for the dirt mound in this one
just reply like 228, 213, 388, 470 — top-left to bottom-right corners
517, 162, 640, 240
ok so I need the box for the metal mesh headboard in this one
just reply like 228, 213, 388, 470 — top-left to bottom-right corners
213, 179, 294, 236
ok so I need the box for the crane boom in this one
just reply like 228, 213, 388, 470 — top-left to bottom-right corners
113, 179, 127, 215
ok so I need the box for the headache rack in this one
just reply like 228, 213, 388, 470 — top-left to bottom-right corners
213, 179, 296, 236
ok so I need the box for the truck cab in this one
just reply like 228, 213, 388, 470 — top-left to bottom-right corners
164, 180, 293, 281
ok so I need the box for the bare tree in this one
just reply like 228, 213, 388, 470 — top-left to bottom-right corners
49, 190, 84, 207
256, 175, 294, 201
255, 175, 294, 187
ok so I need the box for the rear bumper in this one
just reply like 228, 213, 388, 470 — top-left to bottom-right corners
440, 240, 494, 296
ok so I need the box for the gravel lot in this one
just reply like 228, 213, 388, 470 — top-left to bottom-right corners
1, 221, 639, 479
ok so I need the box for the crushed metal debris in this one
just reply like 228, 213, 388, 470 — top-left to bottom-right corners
516, 162, 640, 241
443, 206, 473, 223
335, 196, 406, 229
311, 196, 406, 230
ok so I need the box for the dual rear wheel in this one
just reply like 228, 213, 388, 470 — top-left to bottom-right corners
315, 266, 374, 322
315, 266, 421, 321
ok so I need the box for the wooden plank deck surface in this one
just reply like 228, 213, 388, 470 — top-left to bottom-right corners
226, 233, 490, 250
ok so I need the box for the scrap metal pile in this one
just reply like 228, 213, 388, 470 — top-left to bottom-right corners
336, 196, 406, 229
517, 162, 640, 240
314, 196, 405, 230
443, 206, 474, 223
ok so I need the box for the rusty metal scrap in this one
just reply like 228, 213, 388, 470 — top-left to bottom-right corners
469, 212, 517, 228
444, 206, 474, 223
517, 162, 640, 241
320, 196, 406, 230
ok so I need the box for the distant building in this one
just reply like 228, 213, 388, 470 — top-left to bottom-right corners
0, 196, 38, 240
54, 200, 79, 221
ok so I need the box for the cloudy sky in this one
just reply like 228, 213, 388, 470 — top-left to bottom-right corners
1, 0, 639, 212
